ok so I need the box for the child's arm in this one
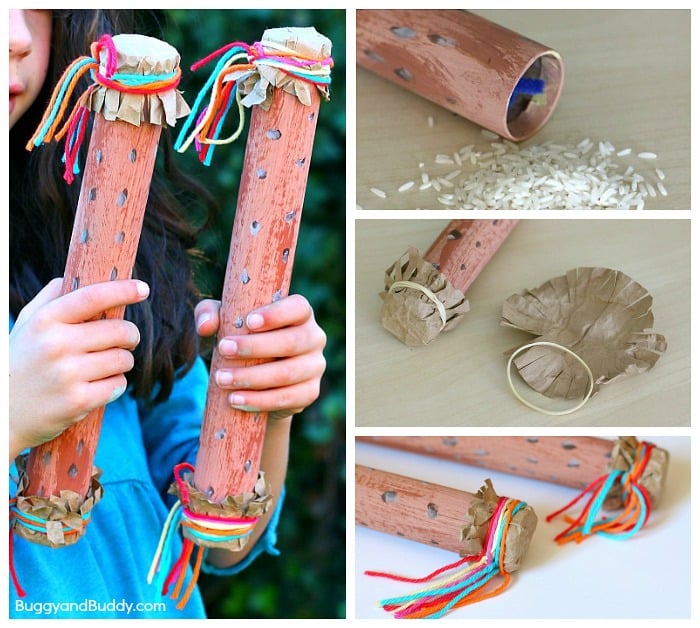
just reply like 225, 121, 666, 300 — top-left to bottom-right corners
9, 278, 149, 463
193, 294, 326, 566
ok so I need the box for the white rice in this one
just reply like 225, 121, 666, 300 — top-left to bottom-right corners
367, 135, 666, 210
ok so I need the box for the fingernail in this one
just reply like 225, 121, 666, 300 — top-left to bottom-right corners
109, 385, 126, 403
216, 370, 234, 386
219, 339, 238, 355
135, 281, 150, 298
196, 311, 212, 331
231, 403, 261, 413
246, 313, 264, 330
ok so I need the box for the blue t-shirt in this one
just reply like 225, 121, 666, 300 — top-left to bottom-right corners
9, 357, 282, 619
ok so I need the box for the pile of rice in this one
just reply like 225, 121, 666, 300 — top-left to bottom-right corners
366, 130, 666, 210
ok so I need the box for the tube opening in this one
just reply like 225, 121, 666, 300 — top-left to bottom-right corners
506, 52, 564, 141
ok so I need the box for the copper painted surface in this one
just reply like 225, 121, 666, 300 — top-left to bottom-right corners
25, 117, 161, 499
424, 219, 518, 294
193, 89, 321, 501
357, 9, 564, 140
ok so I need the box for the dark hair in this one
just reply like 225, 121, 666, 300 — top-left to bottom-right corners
9, 10, 215, 404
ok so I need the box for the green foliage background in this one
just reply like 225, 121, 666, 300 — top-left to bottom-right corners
144, 9, 346, 619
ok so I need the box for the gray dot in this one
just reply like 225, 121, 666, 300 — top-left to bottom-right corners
256, 168, 267, 179
95, 149, 103, 163
67, 464, 78, 479
474, 448, 489, 457
206, 486, 215, 498
250, 221, 262, 235
427, 503, 438, 519
282, 248, 289, 263
390, 26, 416, 39
129, 148, 137, 162
110, 267, 118, 281
80, 229, 89, 244
240, 269, 250, 284
567, 458, 581, 468
116, 189, 128, 207
561, 441, 577, 450
272, 290, 283, 302
234, 316, 244, 329
285, 211, 296, 222
428, 34, 456, 47
214, 428, 226, 440
442, 437, 457, 447
394, 67, 413, 81
364, 49, 384, 63
381, 491, 397, 503
266, 129, 282, 140
88, 188, 97, 201
42, 451, 52, 465
71, 276, 80, 291
244, 460, 252, 473
295, 157, 306, 167
115, 231, 125, 244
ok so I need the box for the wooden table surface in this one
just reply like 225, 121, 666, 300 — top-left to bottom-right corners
354, 218, 690, 427
355, 10, 690, 211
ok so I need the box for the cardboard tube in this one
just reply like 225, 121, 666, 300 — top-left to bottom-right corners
357, 9, 564, 141
380, 219, 517, 345
16, 35, 188, 548
356, 465, 536, 572
192, 28, 330, 505
357, 435, 669, 509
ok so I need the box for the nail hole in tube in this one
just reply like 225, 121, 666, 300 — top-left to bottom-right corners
116, 189, 128, 207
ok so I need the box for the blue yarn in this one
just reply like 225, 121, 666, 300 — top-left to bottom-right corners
378, 501, 528, 618
201, 82, 239, 167
174, 45, 248, 152
10, 505, 90, 535
582, 470, 622, 536
183, 525, 253, 544
32, 57, 95, 146
597, 485, 648, 541
105, 70, 178, 86
150, 503, 184, 592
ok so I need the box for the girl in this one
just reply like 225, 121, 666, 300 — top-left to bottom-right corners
9, 9, 327, 618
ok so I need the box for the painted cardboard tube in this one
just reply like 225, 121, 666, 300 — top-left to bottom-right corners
21, 35, 186, 510
357, 9, 564, 141
357, 435, 669, 509
192, 28, 330, 503
24, 118, 162, 503
380, 219, 517, 345
355, 465, 536, 572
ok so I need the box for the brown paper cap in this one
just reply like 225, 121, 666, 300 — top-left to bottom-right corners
502, 267, 667, 399
460, 479, 537, 573
171, 471, 271, 551
87, 33, 190, 127
380, 246, 470, 345
603, 437, 669, 510
13, 454, 103, 548
234, 26, 332, 109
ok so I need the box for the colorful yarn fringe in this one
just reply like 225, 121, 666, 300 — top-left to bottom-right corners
366, 497, 525, 619
547, 441, 654, 543
147, 463, 258, 610
9, 498, 92, 597
26, 34, 181, 183
174, 40, 333, 165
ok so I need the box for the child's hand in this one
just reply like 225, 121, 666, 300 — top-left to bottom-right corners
195, 294, 327, 420
9, 278, 149, 461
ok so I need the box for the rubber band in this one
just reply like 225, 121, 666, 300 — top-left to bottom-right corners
506, 341, 595, 416
388, 280, 447, 330
366, 497, 526, 619
547, 441, 655, 543
26, 33, 182, 183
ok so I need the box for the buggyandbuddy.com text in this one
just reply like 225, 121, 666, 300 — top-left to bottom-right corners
14, 598, 167, 615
